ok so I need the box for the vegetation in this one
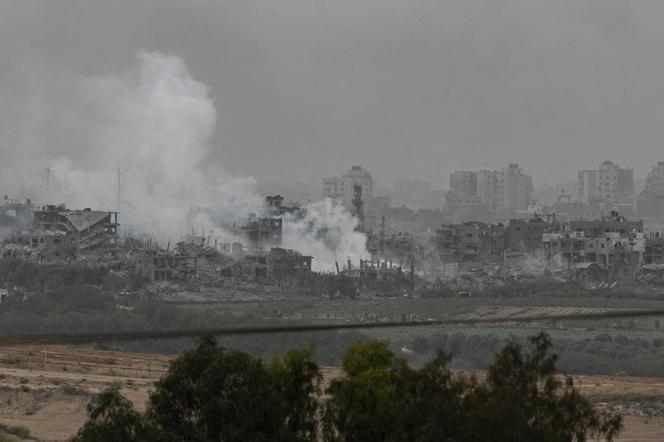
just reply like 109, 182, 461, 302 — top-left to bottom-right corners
419, 331, 664, 377
0, 423, 31, 440
72, 333, 622, 442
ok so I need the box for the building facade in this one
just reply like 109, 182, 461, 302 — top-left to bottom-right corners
577, 161, 634, 206
322, 166, 374, 208
638, 161, 664, 217
446, 164, 532, 215
499, 164, 533, 213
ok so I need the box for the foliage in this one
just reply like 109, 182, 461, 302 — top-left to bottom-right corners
0, 422, 31, 440
323, 334, 621, 442
70, 386, 152, 442
428, 331, 664, 377
324, 341, 465, 442
461, 333, 623, 442
74, 334, 622, 442
74, 337, 320, 442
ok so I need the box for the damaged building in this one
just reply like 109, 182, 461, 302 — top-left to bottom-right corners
240, 214, 283, 250
14, 205, 119, 262
543, 231, 644, 278
244, 248, 313, 279
436, 211, 647, 278
0, 197, 33, 236
436, 222, 506, 261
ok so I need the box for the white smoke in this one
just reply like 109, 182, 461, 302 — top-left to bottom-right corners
283, 198, 369, 272
48, 52, 261, 241
41, 51, 368, 268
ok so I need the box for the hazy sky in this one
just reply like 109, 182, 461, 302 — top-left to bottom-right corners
2, 0, 664, 189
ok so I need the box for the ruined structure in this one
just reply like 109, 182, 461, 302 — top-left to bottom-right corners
436, 222, 506, 261
25, 205, 118, 262
265, 195, 302, 217
240, 215, 283, 250
436, 211, 648, 278
543, 231, 644, 278
505, 217, 549, 252
244, 248, 312, 279
0, 197, 33, 235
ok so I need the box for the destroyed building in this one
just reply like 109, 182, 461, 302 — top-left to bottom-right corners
367, 232, 414, 264
436, 211, 646, 278
543, 231, 644, 277
244, 248, 313, 279
240, 214, 282, 250
564, 211, 643, 236
22, 205, 119, 262
645, 232, 664, 264
265, 195, 302, 217
436, 222, 506, 261
0, 197, 33, 235
504, 217, 549, 252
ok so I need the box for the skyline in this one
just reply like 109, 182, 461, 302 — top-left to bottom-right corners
3, 1, 664, 189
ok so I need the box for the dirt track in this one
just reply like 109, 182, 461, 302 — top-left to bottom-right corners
0, 345, 660, 441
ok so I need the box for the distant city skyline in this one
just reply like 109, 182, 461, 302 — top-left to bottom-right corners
4, 1, 664, 191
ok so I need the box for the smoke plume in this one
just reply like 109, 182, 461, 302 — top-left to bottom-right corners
19, 51, 368, 269
283, 198, 369, 272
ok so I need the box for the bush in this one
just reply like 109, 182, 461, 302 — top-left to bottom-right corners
0, 423, 31, 440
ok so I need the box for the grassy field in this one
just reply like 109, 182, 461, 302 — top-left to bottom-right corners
182, 295, 664, 322
179, 295, 664, 347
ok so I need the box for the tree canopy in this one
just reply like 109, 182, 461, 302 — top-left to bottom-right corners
71, 333, 622, 442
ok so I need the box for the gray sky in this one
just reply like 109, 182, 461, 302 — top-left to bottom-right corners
2, 0, 664, 189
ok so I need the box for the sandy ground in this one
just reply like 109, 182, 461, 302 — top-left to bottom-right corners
0, 345, 660, 441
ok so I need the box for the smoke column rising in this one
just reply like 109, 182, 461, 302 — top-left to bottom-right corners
283, 198, 369, 272
42, 51, 368, 269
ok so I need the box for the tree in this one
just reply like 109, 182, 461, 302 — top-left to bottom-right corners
147, 336, 320, 442
323, 341, 467, 442
74, 334, 622, 442
324, 335, 622, 442
266, 346, 321, 441
461, 333, 623, 442
70, 386, 151, 442
323, 340, 410, 442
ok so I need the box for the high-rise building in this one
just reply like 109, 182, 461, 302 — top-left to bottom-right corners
577, 161, 634, 205
446, 171, 479, 207
499, 163, 533, 212
322, 166, 374, 208
638, 161, 664, 217
476, 170, 501, 211
446, 164, 532, 215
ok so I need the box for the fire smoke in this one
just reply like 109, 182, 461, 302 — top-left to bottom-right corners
18, 51, 368, 269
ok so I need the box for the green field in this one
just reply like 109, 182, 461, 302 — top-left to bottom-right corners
184, 296, 664, 322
